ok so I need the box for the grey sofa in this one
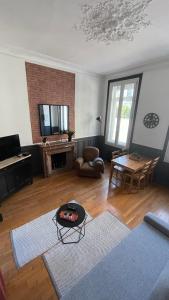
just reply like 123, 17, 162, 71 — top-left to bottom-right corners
63, 213, 169, 300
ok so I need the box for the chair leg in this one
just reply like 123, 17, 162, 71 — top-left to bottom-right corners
150, 171, 154, 184
121, 173, 126, 188
128, 174, 134, 193
137, 178, 141, 190
123, 174, 127, 189
109, 162, 114, 184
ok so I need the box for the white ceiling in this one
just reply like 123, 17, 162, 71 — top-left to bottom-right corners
0, 0, 169, 75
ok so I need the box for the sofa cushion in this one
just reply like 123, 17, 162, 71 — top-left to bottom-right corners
62, 221, 169, 300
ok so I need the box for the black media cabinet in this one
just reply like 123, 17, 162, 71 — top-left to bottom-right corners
0, 155, 33, 201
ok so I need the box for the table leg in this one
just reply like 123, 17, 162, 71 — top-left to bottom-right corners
128, 172, 134, 193
109, 161, 114, 184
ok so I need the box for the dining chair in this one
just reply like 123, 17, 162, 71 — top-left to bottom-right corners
112, 150, 122, 159
119, 149, 128, 157
123, 160, 152, 192
147, 156, 160, 183
110, 150, 127, 186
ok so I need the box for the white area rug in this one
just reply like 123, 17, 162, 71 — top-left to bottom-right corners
43, 211, 130, 299
11, 201, 92, 268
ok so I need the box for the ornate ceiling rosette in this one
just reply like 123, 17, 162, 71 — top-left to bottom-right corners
75, 0, 152, 43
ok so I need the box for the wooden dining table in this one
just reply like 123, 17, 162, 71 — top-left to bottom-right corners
109, 154, 152, 189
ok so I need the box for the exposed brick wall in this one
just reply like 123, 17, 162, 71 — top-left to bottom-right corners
25, 62, 75, 143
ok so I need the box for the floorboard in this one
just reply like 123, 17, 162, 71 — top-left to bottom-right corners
0, 164, 169, 300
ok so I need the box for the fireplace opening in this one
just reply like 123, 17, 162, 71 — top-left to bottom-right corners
51, 152, 66, 169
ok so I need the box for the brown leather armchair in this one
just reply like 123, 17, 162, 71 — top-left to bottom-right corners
75, 146, 104, 178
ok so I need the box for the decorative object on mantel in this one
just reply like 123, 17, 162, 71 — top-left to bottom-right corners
67, 130, 75, 142
143, 113, 159, 128
42, 136, 47, 144
74, 0, 152, 44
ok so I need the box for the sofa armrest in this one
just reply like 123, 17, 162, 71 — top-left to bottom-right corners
74, 157, 84, 170
144, 212, 169, 238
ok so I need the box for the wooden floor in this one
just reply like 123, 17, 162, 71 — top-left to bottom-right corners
0, 164, 169, 300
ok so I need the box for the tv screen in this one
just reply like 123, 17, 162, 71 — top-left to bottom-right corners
0, 134, 21, 161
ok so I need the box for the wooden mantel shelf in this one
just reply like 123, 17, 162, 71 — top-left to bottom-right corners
39, 141, 76, 177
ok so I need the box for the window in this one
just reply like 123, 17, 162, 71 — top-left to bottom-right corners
164, 127, 169, 163
105, 75, 142, 148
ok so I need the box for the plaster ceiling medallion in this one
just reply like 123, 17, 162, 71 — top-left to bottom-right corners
75, 0, 152, 44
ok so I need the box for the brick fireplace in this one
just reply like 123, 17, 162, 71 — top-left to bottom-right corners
25, 62, 75, 143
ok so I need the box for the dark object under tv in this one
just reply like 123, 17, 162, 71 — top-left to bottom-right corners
0, 156, 33, 201
0, 134, 21, 161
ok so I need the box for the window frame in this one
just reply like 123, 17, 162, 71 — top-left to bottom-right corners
104, 73, 143, 149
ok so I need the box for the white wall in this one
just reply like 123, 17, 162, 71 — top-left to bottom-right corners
133, 68, 169, 149
103, 62, 169, 151
0, 52, 104, 145
0, 53, 32, 146
75, 73, 104, 138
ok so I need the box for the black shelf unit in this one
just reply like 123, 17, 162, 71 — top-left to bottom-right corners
0, 156, 33, 202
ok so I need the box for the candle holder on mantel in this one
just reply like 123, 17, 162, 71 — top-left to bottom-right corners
42, 137, 47, 144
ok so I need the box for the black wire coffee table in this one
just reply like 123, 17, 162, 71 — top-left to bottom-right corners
52, 203, 87, 244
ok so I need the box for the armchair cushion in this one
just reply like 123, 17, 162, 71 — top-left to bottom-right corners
81, 163, 97, 172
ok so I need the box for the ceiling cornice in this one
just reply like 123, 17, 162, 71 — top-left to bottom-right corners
0, 45, 104, 79
105, 55, 169, 78
1, 44, 169, 79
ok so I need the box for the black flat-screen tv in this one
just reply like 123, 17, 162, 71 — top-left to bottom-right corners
0, 134, 21, 161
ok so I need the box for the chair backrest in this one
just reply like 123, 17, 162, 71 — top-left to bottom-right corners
83, 147, 99, 162
120, 150, 128, 157
112, 150, 122, 159
149, 157, 160, 172
141, 161, 152, 175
